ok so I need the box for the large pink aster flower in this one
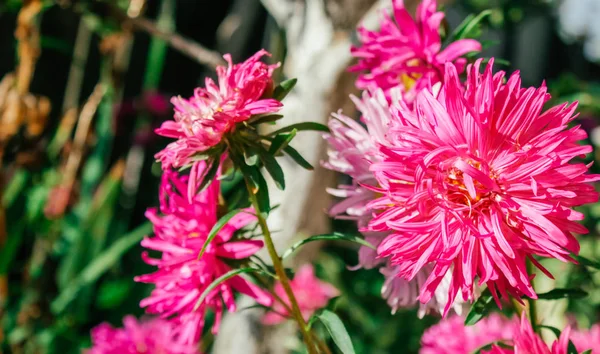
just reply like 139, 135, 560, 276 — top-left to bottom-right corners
420, 313, 515, 354
155, 50, 282, 169
350, 0, 481, 102
570, 324, 600, 353
323, 89, 463, 315
263, 264, 339, 325
367, 59, 599, 312
87, 316, 198, 354
135, 169, 272, 346
483, 314, 570, 354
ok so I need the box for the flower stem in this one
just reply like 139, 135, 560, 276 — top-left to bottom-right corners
243, 176, 319, 354
527, 260, 539, 334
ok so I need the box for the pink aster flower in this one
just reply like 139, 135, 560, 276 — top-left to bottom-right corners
155, 50, 282, 169
323, 89, 463, 315
87, 316, 198, 354
135, 168, 272, 346
350, 0, 481, 102
367, 59, 599, 313
483, 314, 570, 354
420, 313, 515, 354
570, 324, 600, 353
263, 264, 339, 325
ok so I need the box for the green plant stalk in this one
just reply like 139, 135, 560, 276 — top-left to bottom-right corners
527, 260, 539, 334
242, 176, 318, 354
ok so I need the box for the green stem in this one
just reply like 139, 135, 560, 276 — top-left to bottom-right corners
527, 260, 539, 334
243, 176, 318, 354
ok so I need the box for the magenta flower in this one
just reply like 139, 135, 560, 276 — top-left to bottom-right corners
483, 314, 570, 354
323, 89, 462, 315
570, 324, 600, 353
350, 0, 481, 102
135, 169, 272, 346
86, 316, 198, 354
155, 50, 282, 169
263, 264, 339, 325
420, 313, 515, 354
367, 59, 599, 312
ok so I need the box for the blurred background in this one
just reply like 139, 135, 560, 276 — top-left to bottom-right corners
1, 0, 600, 353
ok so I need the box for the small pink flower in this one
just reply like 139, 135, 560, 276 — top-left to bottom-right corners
155, 50, 282, 169
367, 59, 600, 312
483, 314, 571, 354
420, 313, 515, 354
86, 316, 198, 354
135, 168, 272, 346
350, 0, 481, 102
570, 324, 600, 353
263, 264, 339, 325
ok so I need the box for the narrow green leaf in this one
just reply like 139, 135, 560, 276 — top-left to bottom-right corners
281, 233, 375, 259
248, 114, 284, 125
244, 147, 260, 166
536, 288, 588, 300
272, 78, 297, 101
51, 222, 152, 314
582, 350, 593, 354
316, 310, 355, 354
574, 254, 600, 270
451, 9, 492, 41
540, 325, 562, 339
472, 341, 512, 354
260, 152, 285, 190
465, 288, 494, 326
269, 130, 297, 155
2, 169, 28, 207
193, 268, 264, 311
267, 122, 329, 137
198, 209, 247, 259
283, 145, 313, 170
255, 171, 271, 214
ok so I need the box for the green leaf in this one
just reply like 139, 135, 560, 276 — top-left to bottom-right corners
96, 279, 132, 309
472, 342, 512, 354
283, 145, 313, 170
51, 222, 152, 314
244, 147, 260, 166
272, 78, 297, 101
450, 9, 492, 41
536, 288, 588, 300
574, 254, 600, 270
260, 151, 285, 190
198, 209, 247, 259
540, 325, 562, 338
582, 350, 593, 354
281, 233, 375, 259
248, 114, 284, 125
269, 130, 297, 155
254, 171, 271, 214
267, 122, 329, 137
315, 310, 355, 354
465, 288, 494, 326
193, 267, 264, 311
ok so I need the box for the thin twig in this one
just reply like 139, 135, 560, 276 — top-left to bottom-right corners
111, 5, 225, 69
